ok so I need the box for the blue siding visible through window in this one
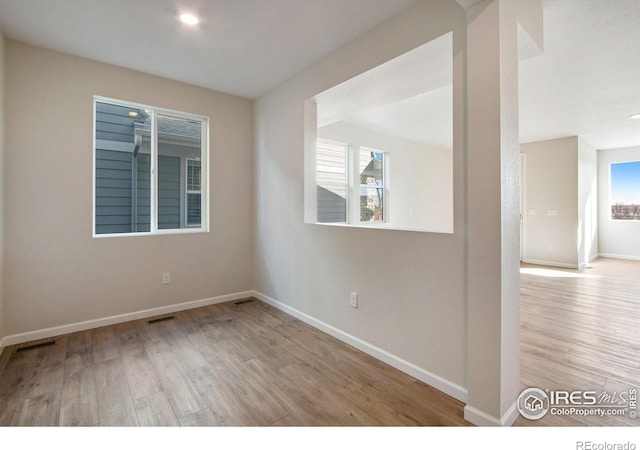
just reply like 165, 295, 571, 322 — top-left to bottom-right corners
158, 155, 181, 229
94, 98, 207, 235
95, 149, 133, 234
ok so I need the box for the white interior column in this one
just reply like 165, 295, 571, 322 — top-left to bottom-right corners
465, 0, 542, 426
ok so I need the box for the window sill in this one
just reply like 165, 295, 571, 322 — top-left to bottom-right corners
93, 227, 209, 239
308, 221, 453, 234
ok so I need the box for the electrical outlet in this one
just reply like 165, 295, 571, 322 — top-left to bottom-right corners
162, 272, 171, 284
350, 291, 358, 308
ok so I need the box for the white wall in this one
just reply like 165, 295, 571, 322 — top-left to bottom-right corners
520, 137, 579, 267
0, 31, 5, 346
317, 121, 453, 232
598, 146, 640, 260
4, 41, 254, 336
255, 0, 530, 423
254, 0, 468, 397
578, 138, 598, 266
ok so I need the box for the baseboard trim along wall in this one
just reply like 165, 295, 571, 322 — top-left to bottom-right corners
251, 290, 469, 405
599, 253, 640, 262
0, 290, 255, 349
1, 289, 473, 423
464, 401, 519, 427
522, 258, 578, 269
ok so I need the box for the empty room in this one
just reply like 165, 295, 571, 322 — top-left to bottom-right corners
0, 0, 638, 443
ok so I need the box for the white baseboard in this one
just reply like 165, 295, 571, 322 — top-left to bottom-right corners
251, 290, 468, 405
522, 258, 578, 269
2, 289, 475, 423
1, 290, 255, 348
464, 400, 519, 426
578, 254, 600, 269
599, 253, 640, 261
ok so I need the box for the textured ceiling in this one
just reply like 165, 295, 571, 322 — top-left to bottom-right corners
0, 0, 638, 149
0, 0, 421, 99
518, 0, 640, 149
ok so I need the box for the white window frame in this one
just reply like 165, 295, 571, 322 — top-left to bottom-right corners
93, 96, 210, 238
609, 160, 640, 221
315, 139, 389, 225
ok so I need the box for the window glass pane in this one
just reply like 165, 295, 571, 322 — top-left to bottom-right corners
359, 149, 384, 187
317, 139, 348, 223
360, 187, 384, 222
187, 160, 201, 191
95, 101, 151, 234
611, 161, 640, 220
94, 99, 208, 236
187, 193, 201, 226
186, 159, 202, 226
157, 115, 202, 230
360, 148, 384, 222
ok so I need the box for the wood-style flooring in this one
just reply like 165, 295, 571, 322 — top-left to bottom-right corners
515, 258, 640, 426
0, 298, 470, 426
1, 257, 637, 426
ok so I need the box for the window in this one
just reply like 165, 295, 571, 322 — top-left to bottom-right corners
94, 97, 209, 236
305, 32, 454, 233
610, 161, 640, 220
359, 148, 385, 222
315, 139, 387, 225
316, 139, 348, 223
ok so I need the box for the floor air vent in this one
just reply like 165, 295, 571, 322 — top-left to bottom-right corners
234, 299, 254, 305
16, 341, 56, 353
147, 315, 175, 324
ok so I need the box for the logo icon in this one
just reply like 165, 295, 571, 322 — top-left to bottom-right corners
517, 387, 550, 420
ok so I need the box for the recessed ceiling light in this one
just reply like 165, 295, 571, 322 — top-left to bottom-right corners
179, 13, 199, 26
630, 113, 640, 119
128, 111, 139, 117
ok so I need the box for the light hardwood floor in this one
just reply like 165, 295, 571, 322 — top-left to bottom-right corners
0, 257, 637, 426
0, 298, 470, 426
515, 258, 640, 426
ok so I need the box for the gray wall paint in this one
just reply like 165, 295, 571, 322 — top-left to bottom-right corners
520, 136, 599, 268
520, 137, 579, 267
254, 0, 467, 393
578, 139, 598, 266
0, 32, 5, 344
5, 41, 254, 335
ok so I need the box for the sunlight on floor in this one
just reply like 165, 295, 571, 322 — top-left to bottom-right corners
519, 267, 592, 278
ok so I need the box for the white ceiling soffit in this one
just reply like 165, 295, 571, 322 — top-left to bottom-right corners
455, 0, 486, 9
0, 0, 421, 99
316, 32, 453, 149
342, 85, 454, 150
